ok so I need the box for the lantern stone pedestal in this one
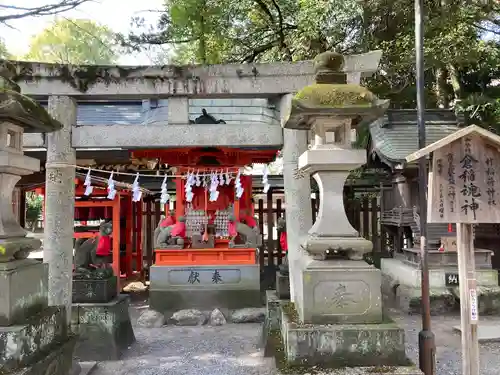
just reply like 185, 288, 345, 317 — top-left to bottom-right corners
0, 77, 77, 375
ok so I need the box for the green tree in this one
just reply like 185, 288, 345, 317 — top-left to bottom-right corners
0, 39, 10, 59
129, 0, 500, 129
24, 18, 119, 64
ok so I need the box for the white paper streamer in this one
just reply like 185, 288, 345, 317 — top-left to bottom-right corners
235, 169, 244, 199
263, 165, 271, 194
160, 175, 170, 204
83, 168, 93, 196
132, 172, 142, 202
107, 172, 116, 200
209, 172, 220, 202
185, 172, 194, 202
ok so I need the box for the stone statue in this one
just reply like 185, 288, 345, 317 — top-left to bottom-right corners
228, 213, 262, 248
154, 216, 186, 249
73, 221, 114, 279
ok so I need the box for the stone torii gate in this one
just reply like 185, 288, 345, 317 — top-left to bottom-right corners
1, 54, 381, 373
11, 53, 382, 325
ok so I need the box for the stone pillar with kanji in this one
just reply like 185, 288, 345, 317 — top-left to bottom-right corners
0, 62, 77, 375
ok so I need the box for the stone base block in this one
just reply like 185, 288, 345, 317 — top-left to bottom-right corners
71, 294, 135, 361
265, 290, 282, 332
72, 276, 117, 303
0, 306, 68, 372
0, 259, 48, 325
10, 335, 77, 375
150, 264, 261, 311
453, 324, 500, 343
150, 289, 262, 312
276, 272, 290, 300
299, 260, 382, 324
280, 307, 411, 367
381, 258, 500, 315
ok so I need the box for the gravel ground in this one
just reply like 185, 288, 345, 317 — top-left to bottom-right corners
92, 299, 500, 375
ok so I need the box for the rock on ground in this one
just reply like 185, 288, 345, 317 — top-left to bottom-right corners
170, 309, 207, 326
230, 308, 265, 323
209, 308, 227, 326
123, 281, 148, 293
136, 310, 166, 328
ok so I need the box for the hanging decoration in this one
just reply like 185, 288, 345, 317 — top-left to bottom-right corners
132, 173, 142, 202
83, 168, 93, 196
107, 172, 117, 200
235, 169, 244, 199
185, 171, 195, 203
262, 165, 271, 194
209, 172, 220, 202
195, 171, 202, 187
225, 169, 232, 185
218, 170, 225, 186
160, 175, 170, 204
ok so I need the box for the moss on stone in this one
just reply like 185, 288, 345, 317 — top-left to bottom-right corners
294, 83, 378, 108
282, 301, 300, 324
0, 88, 63, 132
314, 51, 345, 73
2, 59, 200, 93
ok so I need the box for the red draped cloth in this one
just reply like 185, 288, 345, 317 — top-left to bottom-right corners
171, 222, 186, 237
280, 232, 288, 252
96, 235, 112, 256
228, 222, 237, 237
241, 214, 256, 228
160, 215, 176, 227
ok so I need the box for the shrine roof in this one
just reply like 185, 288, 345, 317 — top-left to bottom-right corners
406, 125, 500, 163
39, 98, 278, 126
368, 109, 462, 168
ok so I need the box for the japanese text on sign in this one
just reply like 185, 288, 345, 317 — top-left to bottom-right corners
469, 288, 478, 323
428, 135, 500, 223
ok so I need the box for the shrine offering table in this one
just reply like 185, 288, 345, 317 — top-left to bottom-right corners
150, 248, 261, 312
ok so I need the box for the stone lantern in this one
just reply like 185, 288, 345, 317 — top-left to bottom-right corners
278, 52, 414, 368
0, 65, 77, 375
284, 51, 389, 262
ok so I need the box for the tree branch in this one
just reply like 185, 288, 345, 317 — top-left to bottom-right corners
0, 1, 91, 23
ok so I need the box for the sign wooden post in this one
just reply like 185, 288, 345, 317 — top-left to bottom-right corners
406, 125, 500, 375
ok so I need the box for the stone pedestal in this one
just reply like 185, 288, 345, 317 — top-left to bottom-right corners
381, 257, 500, 315
0, 260, 48, 325
299, 260, 382, 324
72, 276, 118, 304
149, 264, 261, 312
71, 294, 135, 361
0, 260, 77, 375
298, 147, 373, 261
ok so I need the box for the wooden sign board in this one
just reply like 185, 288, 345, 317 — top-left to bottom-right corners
428, 134, 500, 224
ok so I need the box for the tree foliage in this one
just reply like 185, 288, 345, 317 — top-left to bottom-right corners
126, 0, 500, 128
0, 1, 91, 24
24, 18, 119, 65
0, 39, 10, 59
